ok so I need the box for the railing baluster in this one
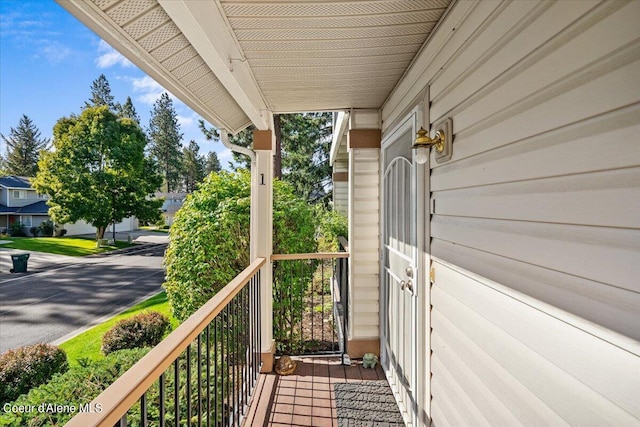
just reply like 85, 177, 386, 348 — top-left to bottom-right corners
174, 357, 180, 427
214, 316, 219, 427
206, 325, 211, 427
140, 392, 147, 427
197, 333, 202, 427
243, 285, 249, 412
186, 345, 192, 426
159, 373, 165, 426
224, 304, 230, 427
232, 297, 237, 427
311, 259, 315, 349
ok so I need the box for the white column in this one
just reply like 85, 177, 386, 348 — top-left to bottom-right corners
251, 129, 274, 372
346, 109, 382, 358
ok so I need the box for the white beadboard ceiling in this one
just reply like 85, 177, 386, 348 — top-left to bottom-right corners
57, 0, 451, 134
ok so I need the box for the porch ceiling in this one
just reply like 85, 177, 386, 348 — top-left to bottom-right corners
57, 0, 451, 134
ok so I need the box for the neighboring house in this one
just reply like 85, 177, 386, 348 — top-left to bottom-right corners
156, 192, 186, 226
58, 1, 640, 426
0, 176, 49, 234
0, 175, 139, 236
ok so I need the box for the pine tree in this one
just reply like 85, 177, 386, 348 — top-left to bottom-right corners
0, 115, 50, 177
204, 151, 221, 175
281, 112, 332, 204
181, 140, 205, 193
117, 96, 140, 124
198, 113, 333, 203
148, 93, 183, 192
84, 74, 118, 111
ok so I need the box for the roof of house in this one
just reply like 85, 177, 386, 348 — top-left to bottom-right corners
0, 201, 49, 215
16, 201, 50, 215
0, 176, 33, 189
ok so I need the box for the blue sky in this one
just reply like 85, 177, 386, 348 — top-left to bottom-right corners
0, 0, 232, 166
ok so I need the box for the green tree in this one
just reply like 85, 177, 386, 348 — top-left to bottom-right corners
164, 170, 317, 321
204, 151, 221, 175
33, 106, 163, 239
198, 114, 332, 203
281, 112, 332, 204
148, 93, 183, 192
181, 140, 205, 193
117, 96, 140, 124
0, 115, 50, 176
84, 74, 118, 111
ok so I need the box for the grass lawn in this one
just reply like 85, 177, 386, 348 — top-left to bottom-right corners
59, 291, 178, 366
0, 237, 133, 256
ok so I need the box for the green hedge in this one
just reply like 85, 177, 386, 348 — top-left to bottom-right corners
0, 348, 148, 427
101, 311, 171, 355
0, 344, 68, 405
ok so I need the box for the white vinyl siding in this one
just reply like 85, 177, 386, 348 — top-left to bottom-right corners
384, 0, 640, 424
348, 148, 380, 339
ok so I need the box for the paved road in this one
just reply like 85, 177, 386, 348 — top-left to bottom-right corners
0, 244, 167, 353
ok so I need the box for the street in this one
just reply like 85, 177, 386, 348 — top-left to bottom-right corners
0, 243, 167, 353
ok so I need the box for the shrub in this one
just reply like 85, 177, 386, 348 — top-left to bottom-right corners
316, 208, 348, 251
0, 348, 148, 427
164, 170, 317, 321
0, 344, 68, 404
101, 311, 171, 355
8, 222, 25, 237
38, 220, 54, 237
29, 226, 39, 237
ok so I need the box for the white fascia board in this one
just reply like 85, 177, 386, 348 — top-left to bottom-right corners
56, 0, 251, 134
158, 0, 270, 131
330, 111, 350, 166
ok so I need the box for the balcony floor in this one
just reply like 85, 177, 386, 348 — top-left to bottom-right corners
244, 356, 389, 426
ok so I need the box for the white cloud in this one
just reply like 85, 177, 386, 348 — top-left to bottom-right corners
218, 149, 233, 161
37, 40, 72, 64
177, 114, 195, 128
96, 40, 133, 68
129, 76, 167, 105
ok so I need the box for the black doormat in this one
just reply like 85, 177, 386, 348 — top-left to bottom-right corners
334, 381, 405, 426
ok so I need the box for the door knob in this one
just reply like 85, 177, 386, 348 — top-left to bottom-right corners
400, 280, 406, 290
405, 266, 414, 278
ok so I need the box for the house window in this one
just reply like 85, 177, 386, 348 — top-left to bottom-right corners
20, 216, 32, 227
13, 190, 26, 199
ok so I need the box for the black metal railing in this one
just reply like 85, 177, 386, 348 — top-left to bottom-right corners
271, 252, 349, 356
65, 258, 265, 427
336, 237, 349, 360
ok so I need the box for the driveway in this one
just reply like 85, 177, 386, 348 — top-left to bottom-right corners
0, 243, 167, 353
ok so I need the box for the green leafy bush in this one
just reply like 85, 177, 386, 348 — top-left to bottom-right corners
8, 222, 25, 237
0, 348, 147, 427
316, 208, 348, 251
0, 344, 68, 404
101, 311, 171, 355
164, 170, 317, 321
38, 220, 55, 237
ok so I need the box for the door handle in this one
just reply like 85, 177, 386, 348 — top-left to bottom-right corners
400, 280, 413, 292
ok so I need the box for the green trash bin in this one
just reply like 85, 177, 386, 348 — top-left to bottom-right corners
10, 253, 30, 273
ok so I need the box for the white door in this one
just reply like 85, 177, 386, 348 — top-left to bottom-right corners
381, 118, 418, 425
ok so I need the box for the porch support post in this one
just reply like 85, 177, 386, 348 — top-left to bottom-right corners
251, 128, 275, 372
346, 109, 382, 358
